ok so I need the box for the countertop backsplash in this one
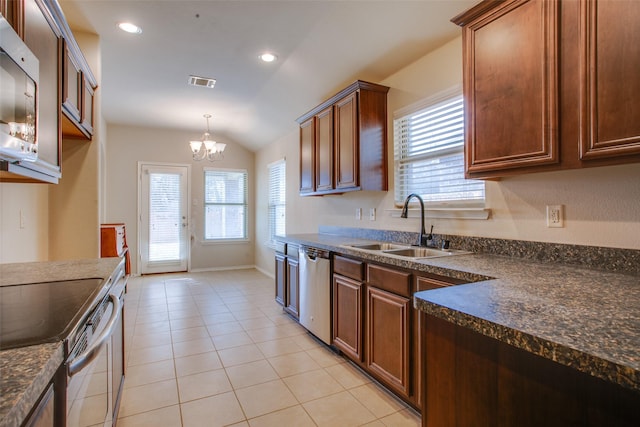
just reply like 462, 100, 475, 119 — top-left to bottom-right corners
318, 226, 640, 276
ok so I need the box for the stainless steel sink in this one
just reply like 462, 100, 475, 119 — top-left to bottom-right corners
347, 243, 409, 251
382, 247, 470, 258
344, 242, 472, 259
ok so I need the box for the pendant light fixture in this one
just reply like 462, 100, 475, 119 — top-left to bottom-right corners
189, 114, 226, 162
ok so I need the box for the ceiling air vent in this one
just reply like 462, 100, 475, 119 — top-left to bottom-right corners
188, 75, 216, 88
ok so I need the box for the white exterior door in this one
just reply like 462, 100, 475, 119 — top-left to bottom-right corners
139, 163, 190, 274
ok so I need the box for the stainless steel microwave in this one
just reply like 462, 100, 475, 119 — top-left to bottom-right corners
0, 15, 39, 163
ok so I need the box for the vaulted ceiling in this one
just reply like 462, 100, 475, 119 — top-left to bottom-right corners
61, 0, 476, 151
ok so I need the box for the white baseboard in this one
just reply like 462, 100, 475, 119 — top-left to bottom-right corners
255, 265, 274, 279
189, 264, 257, 273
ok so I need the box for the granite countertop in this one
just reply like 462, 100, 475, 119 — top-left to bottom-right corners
0, 258, 123, 287
0, 257, 123, 427
0, 344, 63, 427
278, 233, 640, 392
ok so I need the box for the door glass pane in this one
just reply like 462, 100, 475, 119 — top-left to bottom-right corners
149, 172, 181, 262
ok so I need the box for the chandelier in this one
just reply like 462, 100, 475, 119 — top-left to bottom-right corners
189, 114, 226, 161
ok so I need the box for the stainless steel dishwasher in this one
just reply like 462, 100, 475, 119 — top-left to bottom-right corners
298, 245, 331, 345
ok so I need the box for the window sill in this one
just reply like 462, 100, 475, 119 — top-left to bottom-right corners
387, 207, 490, 220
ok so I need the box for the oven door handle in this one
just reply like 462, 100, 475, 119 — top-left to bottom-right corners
67, 293, 121, 377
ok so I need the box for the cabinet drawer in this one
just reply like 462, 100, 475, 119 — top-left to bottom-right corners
415, 275, 466, 291
367, 264, 411, 297
286, 244, 299, 259
334, 255, 364, 281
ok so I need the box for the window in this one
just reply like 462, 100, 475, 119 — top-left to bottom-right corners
204, 168, 247, 240
394, 88, 485, 208
267, 159, 286, 245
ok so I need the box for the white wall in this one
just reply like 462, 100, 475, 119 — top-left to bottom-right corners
254, 36, 640, 275
105, 124, 255, 274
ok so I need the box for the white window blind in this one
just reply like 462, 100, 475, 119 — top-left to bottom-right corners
149, 172, 182, 261
268, 159, 286, 245
394, 91, 485, 207
204, 168, 247, 240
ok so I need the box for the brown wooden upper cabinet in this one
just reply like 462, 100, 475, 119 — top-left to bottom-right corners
456, 0, 559, 176
23, 0, 63, 180
296, 81, 389, 196
577, 0, 640, 160
62, 41, 82, 126
0, 0, 96, 183
61, 37, 97, 140
315, 106, 334, 192
298, 118, 315, 193
1, 0, 63, 183
452, 0, 640, 179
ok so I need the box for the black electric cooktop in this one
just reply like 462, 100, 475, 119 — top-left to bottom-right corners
0, 278, 105, 350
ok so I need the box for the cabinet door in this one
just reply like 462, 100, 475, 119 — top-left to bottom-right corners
579, 0, 640, 160
413, 276, 454, 411
62, 41, 82, 123
332, 274, 363, 362
315, 106, 334, 192
299, 118, 315, 194
335, 92, 359, 190
23, 0, 62, 175
275, 253, 286, 306
81, 80, 95, 135
1, 0, 23, 34
285, 257, 299, 319
367, 286, 410, 397
462, 0, 559, 175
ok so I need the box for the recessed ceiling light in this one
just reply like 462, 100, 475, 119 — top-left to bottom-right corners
259, 52, 277, 63
117, 22, 142, 34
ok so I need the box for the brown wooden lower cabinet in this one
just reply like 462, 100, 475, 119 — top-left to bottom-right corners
274, 252, 286, 306
422, 314, 640, 427
332, 274, 363, 361
333, 256, 412, 405
331, 254, 471, 410
413, 275, 465, 411
366, 286, 410, 398
275, 247, 300, 319
284, 256, 299, 318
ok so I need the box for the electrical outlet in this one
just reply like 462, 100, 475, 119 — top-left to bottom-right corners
369, 208, 376, 221
19, 210, 25, 229
546, 205, 564, 228
356, 208, 362, 220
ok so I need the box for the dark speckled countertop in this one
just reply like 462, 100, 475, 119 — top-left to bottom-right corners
278, 232, 640, 393
0, 258, 123, 427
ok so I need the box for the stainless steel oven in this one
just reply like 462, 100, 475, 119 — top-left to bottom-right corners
65, 265, 126, 427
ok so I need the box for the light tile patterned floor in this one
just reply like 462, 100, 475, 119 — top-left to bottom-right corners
117, 269, 421, 427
